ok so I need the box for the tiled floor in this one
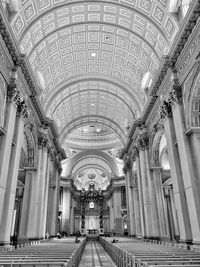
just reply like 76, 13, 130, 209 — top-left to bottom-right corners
79, 240, 116, 267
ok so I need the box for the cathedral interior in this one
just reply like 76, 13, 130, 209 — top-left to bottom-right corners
1, 0, 200, 265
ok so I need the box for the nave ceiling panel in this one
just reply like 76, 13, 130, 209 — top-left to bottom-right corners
9, 0, 179, 155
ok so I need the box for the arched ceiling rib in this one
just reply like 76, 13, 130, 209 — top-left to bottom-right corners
10, 0, 179, 158
59, 115, 127, 145
72, 157, 112, 175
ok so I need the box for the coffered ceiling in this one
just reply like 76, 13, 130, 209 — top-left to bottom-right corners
10, 0, 179, 178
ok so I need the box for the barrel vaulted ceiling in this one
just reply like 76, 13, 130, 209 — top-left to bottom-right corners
10, 0, 179, 175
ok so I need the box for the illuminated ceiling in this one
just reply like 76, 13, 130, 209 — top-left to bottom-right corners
10, 0, 179, 180
74, 167, 110, 190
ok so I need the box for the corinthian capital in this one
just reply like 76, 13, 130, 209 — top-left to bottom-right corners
170, 83, 183, 104
136, 137, 148, 151
160, 100, 172, 119
38, 136, 49, 149
132, 145, 139, 158
17, 98, 29, 119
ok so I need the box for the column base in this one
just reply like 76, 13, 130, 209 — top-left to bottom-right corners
0, 242, 12, 246
179, 239, 193, 244
145, 236, 160, 241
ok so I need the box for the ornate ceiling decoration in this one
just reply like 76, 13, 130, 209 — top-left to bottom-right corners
72, 157, 112, 176
74, 167, 110, 190
10, 0, 179, 173
11, 0, 178, 138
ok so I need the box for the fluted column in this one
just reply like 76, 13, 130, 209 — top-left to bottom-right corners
124, 159, 135, 236
137, 138, 153, 238
169, 80, 200, 243
47, 169, 60, 237
26, 146, 42, 239
109, 198, 114, 231
0, 78, 18, 224
169, 186, 180, 240
131, 162, 142, 237
34, 133, 48, 239
62, 187, 71, 233
145, 145, 160, 239
135, 152, 145, 237
160, 98, 191, 242
0, 98, 28, 245
41, 150, 52, 237
18, 167, 37, 240
113, 187, 122, 234
70, 199, 74, 234
151, 167, 168, 239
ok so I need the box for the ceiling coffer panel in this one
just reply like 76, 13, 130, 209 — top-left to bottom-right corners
10, 0, 179, 145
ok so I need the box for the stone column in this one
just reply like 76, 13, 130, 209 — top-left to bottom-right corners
124, 160, 136, 236
135, 152, 145, 237
160, 100, 192, 242
62, 187, 71, 233
151, 167, 168, 239
169, 83, 200, 243
18, 167, 37, 241
137, 138, 153, 238
0, 85, 18, 224
47, 169, 59, 237
145, 146, 160, 239
34, 133, 48, 239
169, 186, 180, 241
109, 198, 114, 231
41, 152, 51, 237
131, 166, 142, 237
113, 187, 122, 234
0, 98, 27, 245
163, 185, 175, 240
70, 199, 74, 234
26, 146, 42, 239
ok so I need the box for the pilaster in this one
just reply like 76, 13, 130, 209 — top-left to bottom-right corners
0, 74, 18, 224
131, 161, 142, 237
62, 187, 71, 233
18, 167, 37, 241
123, 157, 136, 236
0, 96, 28, 245
160, 94, 192, 243
135, 151, 145, 237
151, 167, 168, 239
113, 187, 122, 234
169, 78, 200, 243
137, 136, 153, 238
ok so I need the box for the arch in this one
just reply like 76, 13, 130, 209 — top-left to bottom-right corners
186, 66, 200, 128
60, 117, 126, 146
72, 156, 112, 172
63, 150, 120, 177
73, 165, 111, 180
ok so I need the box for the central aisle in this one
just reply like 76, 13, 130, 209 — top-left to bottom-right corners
79, 240, 116, 267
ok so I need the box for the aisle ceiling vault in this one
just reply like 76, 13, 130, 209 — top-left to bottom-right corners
9, 0, 179, 181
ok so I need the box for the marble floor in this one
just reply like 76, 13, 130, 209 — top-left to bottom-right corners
79, 240, 116, 267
